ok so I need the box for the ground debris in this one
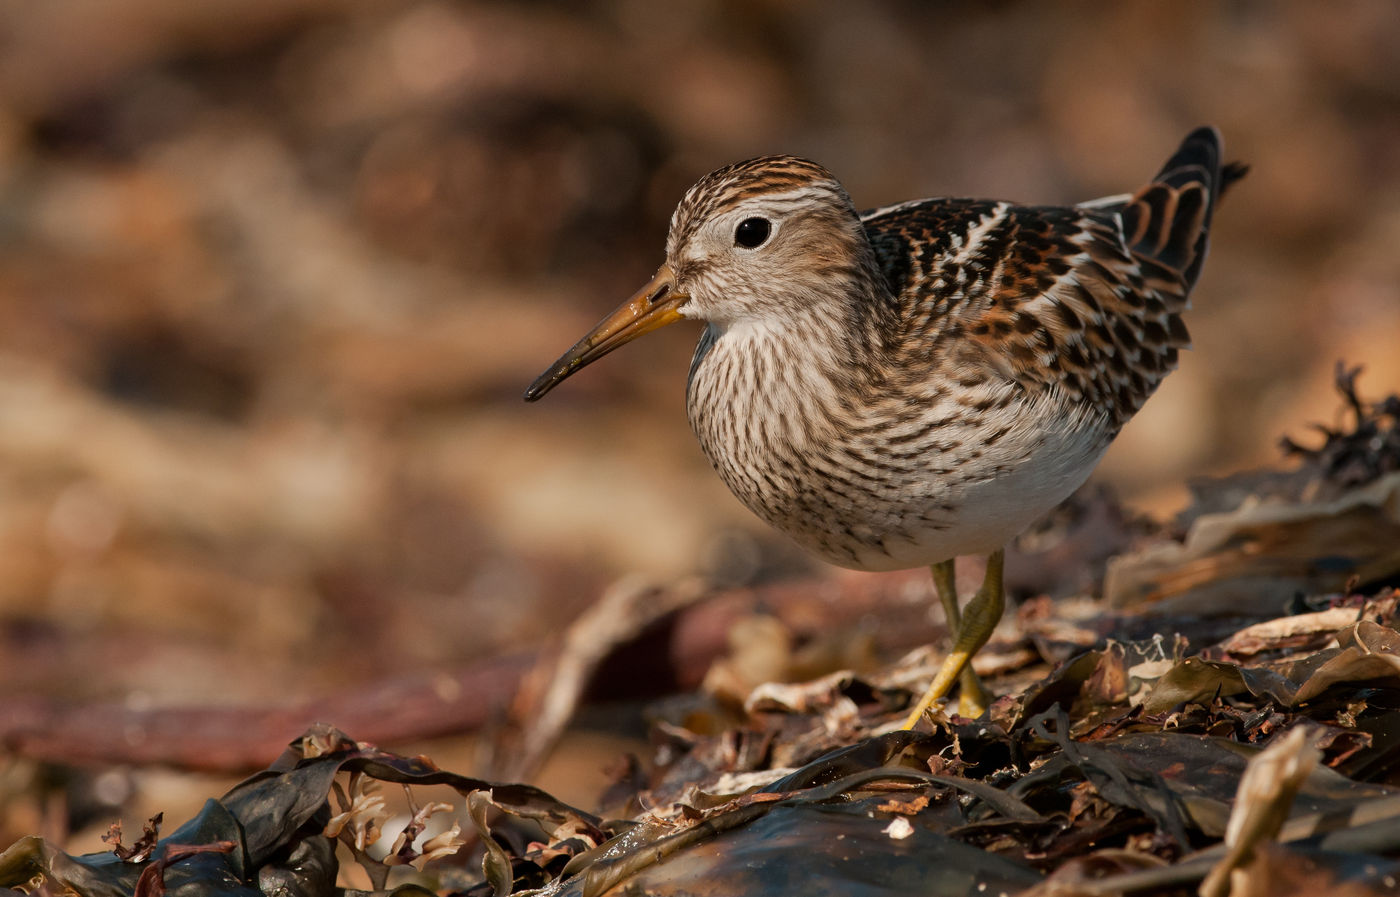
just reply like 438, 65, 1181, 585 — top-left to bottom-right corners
1104, 370, 1400, 616
101, 813, 162, 863
1282, 364, 1400, 497
10, 385, 1400, 894
1185, 365, 1400, 520
10, 572, 1400, 897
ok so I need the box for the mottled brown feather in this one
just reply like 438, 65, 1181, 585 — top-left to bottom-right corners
862, 126, 1230, 429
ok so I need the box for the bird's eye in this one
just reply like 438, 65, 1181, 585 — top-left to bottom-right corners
734, 217, 772, 248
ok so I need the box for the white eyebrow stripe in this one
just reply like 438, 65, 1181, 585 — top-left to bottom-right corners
718, 185, 837, 216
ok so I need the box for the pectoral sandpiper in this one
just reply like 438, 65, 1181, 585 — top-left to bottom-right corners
526, 127, 1244, 728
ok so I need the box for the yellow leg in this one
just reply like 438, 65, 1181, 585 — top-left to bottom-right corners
901, 549, 1005, 729
930, 559, 992, 718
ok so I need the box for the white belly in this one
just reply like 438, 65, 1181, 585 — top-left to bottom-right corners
841, 395, 1111, 570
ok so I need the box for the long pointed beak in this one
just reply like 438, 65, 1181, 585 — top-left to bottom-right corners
524, 265, 688, 401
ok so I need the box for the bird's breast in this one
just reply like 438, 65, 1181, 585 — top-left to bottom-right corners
686, 324, 1112, 571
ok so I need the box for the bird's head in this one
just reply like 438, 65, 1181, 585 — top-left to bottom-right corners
525, 155, 869, 401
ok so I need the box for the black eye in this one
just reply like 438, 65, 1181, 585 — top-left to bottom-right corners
734, 217, 771, 248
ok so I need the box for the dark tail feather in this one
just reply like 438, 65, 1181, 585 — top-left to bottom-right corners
1120, 126, 1246, 288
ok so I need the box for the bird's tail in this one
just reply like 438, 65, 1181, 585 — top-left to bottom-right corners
1120, 126, 1247, 288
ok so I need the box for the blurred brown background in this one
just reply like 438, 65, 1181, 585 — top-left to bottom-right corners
0, 0, 1398, 830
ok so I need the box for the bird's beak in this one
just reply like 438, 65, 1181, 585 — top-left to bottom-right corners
524, 265, 689, 401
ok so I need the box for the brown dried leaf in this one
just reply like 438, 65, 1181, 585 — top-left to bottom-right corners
1200, 726, 1322, 897
1105, 472, 1400, 615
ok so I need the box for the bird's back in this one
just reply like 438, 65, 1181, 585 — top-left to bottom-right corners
862, 126, 1242, 432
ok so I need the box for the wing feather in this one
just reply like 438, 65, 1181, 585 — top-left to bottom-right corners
861, 126, 1242, 429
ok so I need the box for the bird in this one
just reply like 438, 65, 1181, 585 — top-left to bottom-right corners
525, 127, 1244, 728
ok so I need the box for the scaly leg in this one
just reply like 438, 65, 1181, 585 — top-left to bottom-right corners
901, 549, 1005, 729
930, 558, 993, 718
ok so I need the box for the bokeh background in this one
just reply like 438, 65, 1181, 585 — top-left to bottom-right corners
1, 0, 1399, 842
